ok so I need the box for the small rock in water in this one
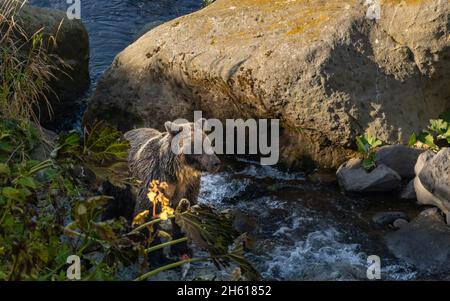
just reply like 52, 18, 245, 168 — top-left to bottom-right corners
400, 180, 416, 200
393, 218, 409, 229
231, 209, 260, 235
372, 211, 409, 228
375, 145, 424, 179
337, 159, 401, 193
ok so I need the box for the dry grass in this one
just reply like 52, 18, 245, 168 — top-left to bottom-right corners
0, 0, 65, 126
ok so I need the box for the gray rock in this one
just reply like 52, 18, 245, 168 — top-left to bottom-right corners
400, 180, 416, 200
375, 145, 424, 179
372, 212, 409, 228
84, 0, 450, 169
392, 218, 409, 229
414, 150, 435, 176
414, 176, 446, 213
418, 148, 450, 211
18, 5, 90, 123
337, 159, 401, 192
29, 127, 58, 162
385, 208, 450, 273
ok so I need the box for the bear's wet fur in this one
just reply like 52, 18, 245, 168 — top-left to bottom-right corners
100, 120, 219, 257
124, 120, 221, 216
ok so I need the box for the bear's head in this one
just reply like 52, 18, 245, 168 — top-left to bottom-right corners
164, 119, 221, 173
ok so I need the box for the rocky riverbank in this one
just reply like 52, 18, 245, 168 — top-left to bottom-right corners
84, 0, 450, 169
337, 143, 450, 274
15, 0, 450, 280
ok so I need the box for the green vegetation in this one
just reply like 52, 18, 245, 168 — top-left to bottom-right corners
0, 0, 63, 125
0, 0, 257, 281
409, 112, 450, 151
202, 0, 215, 7
355, 133, 382, 172
0, 119, 135, 280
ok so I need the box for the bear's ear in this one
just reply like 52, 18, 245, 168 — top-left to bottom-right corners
165, 121, 182, 136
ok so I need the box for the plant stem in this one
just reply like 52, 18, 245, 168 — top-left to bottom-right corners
134, 257, 206, 281
27, 159, 53, 175
128, 215, 175, 235
64, 228, 106, 245
144, 237, 188, 254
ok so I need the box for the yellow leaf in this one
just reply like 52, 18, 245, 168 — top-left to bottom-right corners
147, 191, 157, 202
132, 210, 149, 226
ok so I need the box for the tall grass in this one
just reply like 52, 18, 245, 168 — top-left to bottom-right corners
0, 0, 64, 126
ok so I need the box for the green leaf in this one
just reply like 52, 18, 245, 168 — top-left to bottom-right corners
408, 133, 417, 147
0, 163, 10, 176
81, 122, 131, 188
439, 111, 450, 123
417, 131, 437, 150
429, 119, 449, 136
52, 131, 82, 159
362, 158, 376, 172
1, 186, 30, 201
356, 136, 369, 154
175, 203, 236, 261
15, 176, 39, 189
366, 134, 382, 149
0, 140, 13, 153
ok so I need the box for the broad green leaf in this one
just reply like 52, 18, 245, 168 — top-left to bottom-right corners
366, 134, 382, 148
429, 119, 449, 136
0, 163, 10, 176
408, 133, 417, 146
417, 131, 437, 150
356, 136, 369, 154
1, 186, 30, 201
15, 176, 39, 189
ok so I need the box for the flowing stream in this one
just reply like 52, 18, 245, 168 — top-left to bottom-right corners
30, 0, 436, 280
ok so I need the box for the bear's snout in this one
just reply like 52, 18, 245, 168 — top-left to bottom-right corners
207, 156, 221, 173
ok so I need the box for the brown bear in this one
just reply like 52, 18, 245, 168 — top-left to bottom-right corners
124, 119, 221, 216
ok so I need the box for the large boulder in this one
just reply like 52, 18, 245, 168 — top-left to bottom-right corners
84, 0, 450, 168
415, 148, 450, 222
18, 5, 90, 127
336, 158, 401, 192
375, 145, 424, 179
385, 208, 450, 273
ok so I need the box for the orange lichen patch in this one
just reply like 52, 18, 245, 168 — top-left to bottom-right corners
381, 0, 432, 6
286, 12, 329, 36
193, 0, 355, 45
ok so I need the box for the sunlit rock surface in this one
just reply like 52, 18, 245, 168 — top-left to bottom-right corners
84, 0, 450, 168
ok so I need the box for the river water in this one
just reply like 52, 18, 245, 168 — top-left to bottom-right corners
30, 0, 436, 280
